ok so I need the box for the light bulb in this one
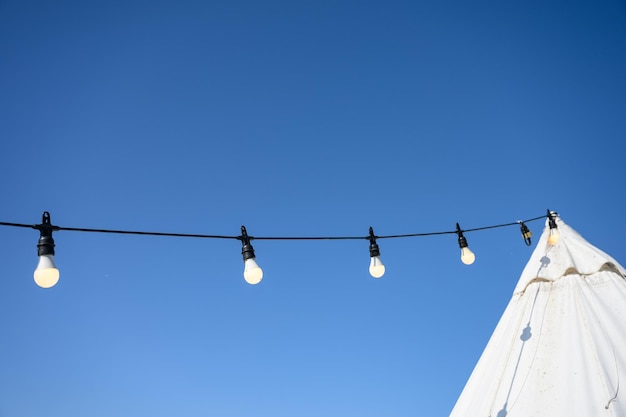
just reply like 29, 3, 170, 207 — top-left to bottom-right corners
369, 256, 385, 278
34, 254, 60, 288
243, 258, 263, 285
456, 223, 475, 265
460, 247, 475, 265
546, 209, 559, 246
547, 228, 560, 245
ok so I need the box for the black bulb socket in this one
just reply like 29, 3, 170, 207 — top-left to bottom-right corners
242, 243, 256, 261
369, 241, 380, 258
36, 211, 56, 256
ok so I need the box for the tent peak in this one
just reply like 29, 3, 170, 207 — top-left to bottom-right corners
513, 217, 626, 294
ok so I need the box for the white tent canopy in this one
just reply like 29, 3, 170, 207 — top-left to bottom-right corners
449, 216, 626, 417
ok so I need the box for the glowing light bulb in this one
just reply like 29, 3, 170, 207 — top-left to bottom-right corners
369, 256, 385, 278
34, 254, 60, 288
547, 210, 559, 245
243, 258, 263, 285
460, 247, 475, 265
547, 228, 560, 246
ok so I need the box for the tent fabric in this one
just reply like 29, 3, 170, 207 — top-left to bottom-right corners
449, 217, 626, 417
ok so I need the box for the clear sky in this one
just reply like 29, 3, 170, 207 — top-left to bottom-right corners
1, 1, 625, 416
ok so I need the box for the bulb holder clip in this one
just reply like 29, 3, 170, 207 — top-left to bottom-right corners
34, 212, 58, 256
456, 223, 469, 249
239, 225, 256, 261
547, 209, 558, 230
368, 227, 381, 257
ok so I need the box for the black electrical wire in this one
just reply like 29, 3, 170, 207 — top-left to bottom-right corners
0, 221, 35, 229
0, 214, 546, 241
59, 226, 235, 239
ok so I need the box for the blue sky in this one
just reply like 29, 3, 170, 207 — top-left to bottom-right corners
1, 1, 625, 416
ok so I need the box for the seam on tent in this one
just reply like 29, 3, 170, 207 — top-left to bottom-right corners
577, 276, 621, 411
487, 293, 529, 416
504, 283, 551, 417
489, 284, 550, 417
517, 263, 626, 296
600, 262, 626, 280
516, 278, 551, 296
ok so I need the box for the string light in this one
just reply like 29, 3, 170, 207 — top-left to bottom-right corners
0, 211, 550, 287
455, 223, 476, 265
519, 221, 532, 246
33, 212, 60, 288
547, 209, 559, 246
239, 226, 263, 285
368, 227, 385, 278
